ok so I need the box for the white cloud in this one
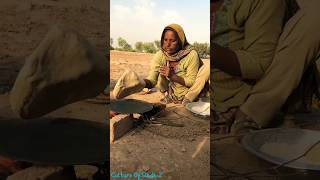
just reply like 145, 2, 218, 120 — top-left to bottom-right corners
111, 4, 130, 20
111, 0, 209, 47
161, 10, 184, 24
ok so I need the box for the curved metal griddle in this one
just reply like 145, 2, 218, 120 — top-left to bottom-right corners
0, 118, 108, 165
110, 99, 153, 114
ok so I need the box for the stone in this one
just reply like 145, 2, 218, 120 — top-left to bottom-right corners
181, 147, 187, 152
142, 165, 150, 172
10, 25, 108, 119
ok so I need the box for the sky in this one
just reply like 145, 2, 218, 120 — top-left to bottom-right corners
110, 0, 210, 47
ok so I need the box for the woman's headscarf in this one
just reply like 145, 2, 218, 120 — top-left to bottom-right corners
161, 24, 195, 62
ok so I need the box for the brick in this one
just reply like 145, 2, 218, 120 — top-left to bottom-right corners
110, 114, 135, 143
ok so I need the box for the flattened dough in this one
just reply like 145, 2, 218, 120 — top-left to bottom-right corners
113, 69, 145, 99
10, 25, 108, 119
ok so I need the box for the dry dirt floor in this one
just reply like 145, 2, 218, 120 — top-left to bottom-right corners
110, 50, 210, 180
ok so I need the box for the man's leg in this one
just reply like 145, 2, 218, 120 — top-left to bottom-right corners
184, 59, 210, 102
240, 0, 320, 127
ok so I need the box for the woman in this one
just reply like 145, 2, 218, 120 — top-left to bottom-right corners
143, 23, 202, 104
114, 24, 209, 104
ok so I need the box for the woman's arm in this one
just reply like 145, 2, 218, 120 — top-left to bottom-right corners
170, 74, 186, 85
182, 51, 201, 87
145, 51, 165, 88
160, 50, 200, 87
159, 65, 186, 86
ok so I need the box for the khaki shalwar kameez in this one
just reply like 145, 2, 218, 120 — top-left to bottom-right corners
241, 0, 320, 127
212, 0, 287, 112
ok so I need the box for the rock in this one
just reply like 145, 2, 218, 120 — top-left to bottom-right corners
142, 165, 150, 172
181, 147, 186, 152
10, 25, 108, 119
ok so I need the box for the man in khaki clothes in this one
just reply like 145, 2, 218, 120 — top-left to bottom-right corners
212, 0, 320, 134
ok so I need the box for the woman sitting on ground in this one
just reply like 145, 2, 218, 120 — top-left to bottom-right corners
144, 24, 209, 104
114, 23, 209, 105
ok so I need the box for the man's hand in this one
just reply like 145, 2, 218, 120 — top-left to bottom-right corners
159, 65, 173, 77
212, 43, 242, 77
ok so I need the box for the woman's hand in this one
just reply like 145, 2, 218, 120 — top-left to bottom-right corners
159, 65, 173, 77
160, 65, 186, 86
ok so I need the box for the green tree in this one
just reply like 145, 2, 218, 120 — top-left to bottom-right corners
193, 42, 210, 58
110, 38, 114, 50
117, 37, 133, 51
143, 42, 157, 53
135, 42, 144, 52
154, 40, 161, 51
206, 45, 210, 58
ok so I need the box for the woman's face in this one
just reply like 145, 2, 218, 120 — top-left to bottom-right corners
162, 30, 179, 55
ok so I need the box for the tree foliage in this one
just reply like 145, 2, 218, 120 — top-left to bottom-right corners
142, 42, 157, 53
135, 42, 144, 52
154, 40, 161, 51
112, 37, 209, 57
117, 37, 133, 51
110, 38, 114, 50
193, 42, 210, 58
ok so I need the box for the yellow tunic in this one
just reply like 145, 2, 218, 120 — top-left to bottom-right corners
147, 50, 200, 99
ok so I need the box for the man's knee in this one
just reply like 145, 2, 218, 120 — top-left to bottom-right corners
280, 9, 320, 51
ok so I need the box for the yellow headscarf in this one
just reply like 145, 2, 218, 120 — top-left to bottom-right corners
161, 24, 194, 62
